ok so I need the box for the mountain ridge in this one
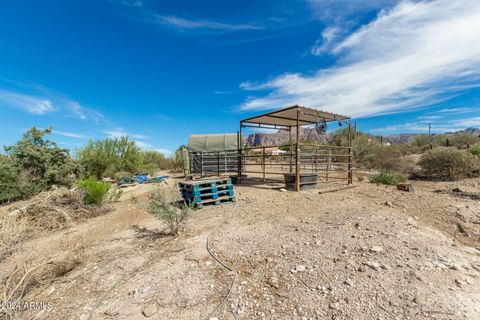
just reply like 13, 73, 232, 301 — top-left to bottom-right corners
246, 127, 480, 146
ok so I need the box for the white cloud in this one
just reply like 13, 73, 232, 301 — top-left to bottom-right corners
0, 82, 105, 122
241, 0, 480, 118
308, 0, 397, 22
135, 140, 154, 149
416, 115, 443, 121
156, 15, 259, 31
372, 116, 480, 134
0, 89, 55, 115
437, 107, 475, 114
54, 130, 89, 139
103, 129, 148, 140
311, 26, 341, 56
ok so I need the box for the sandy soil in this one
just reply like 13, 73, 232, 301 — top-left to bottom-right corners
1, 178, 479, 320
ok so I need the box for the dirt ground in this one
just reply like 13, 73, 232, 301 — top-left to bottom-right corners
1, 177, 480, 320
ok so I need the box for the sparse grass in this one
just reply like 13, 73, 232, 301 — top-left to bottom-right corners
370, 170, 406, 185
0, 215, 28, 260
78, 177, 110, 205
106, 186, 123, 203
147, 189, 191, 235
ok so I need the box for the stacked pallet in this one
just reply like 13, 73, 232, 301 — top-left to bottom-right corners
179, 177, 235, 209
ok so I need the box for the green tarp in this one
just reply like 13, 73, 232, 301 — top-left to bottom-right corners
188, 133, 239, 152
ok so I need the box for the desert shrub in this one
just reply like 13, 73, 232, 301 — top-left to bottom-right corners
77, 138, 173, 179
139, 163, 158, 176
0, 127, 77, 203
418, 147, 480, 180
77, 137, 142, 179
172, 145, 188, 173
357, 175, 365, 182
114, 171, 132, 181
470, 144, 480, 156
448, 132, 480, 148
106, 186, 123, 203
368, 146, 404, 171
332, 128, 382, 168
78, 177, 110, 205
142, 150, 173, 171
0, 156, 21, 203
370, 170, 406, 185
411, 134, 433, 148
147, 189, 191, 235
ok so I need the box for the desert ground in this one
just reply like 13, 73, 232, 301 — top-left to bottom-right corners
1, 177, 480, 320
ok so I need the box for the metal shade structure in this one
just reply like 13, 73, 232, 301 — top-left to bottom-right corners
240, 105, 350, 129
238, 105, 353, 191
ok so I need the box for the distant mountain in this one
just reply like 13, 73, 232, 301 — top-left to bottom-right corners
246, 128, 331, 147
246, 127, 480, 146
461, 127, 480, 136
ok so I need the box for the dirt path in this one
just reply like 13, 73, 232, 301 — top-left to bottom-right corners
2, 179, 479, 320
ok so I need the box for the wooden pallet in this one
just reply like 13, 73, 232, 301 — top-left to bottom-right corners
191, 195, 236, 209
179, 177, 235, 209
180, 184, 233, 196
178, 177, 231, 191
182, 189, 235, 203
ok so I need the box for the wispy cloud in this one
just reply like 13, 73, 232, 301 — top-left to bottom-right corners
416, 115, 443, 121
308, 0, 398, 23
122, 0, 142, 7
372, 116, 480, 134
155, 15, 259, 32
103, 129, 148, 140
54, 130, 90, 139
0, 89, 55, 115
0, 80, 105, 122
240, 0, 480, 118
311, 26, 341, 56
437, 107, 475, 114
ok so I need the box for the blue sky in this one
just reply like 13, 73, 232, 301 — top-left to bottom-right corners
1, 0, 480, 155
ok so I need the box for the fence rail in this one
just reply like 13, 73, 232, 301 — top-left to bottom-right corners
189, 142, 353, 186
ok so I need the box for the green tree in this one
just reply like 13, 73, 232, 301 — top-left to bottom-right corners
0, 155, 20, 203
1, 127, 77, 202
140, 150, 172, 174
78, 136, 142, 178
173, 145, 188, 174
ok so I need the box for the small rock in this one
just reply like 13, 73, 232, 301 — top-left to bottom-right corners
344, 279, 354, 286
267, 277, 280, 289
295, 265, 306, 272
385, 201, 394, 207
142, 304, 157, 317
104, 309, 120, 317
280, 188, 288, 192
413, 295, 423, 305
370, 246, 383, 253
329, 302, 341, 310
363, 261, 381, 271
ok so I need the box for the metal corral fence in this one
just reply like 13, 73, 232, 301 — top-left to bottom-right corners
188, 142, 352, 185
